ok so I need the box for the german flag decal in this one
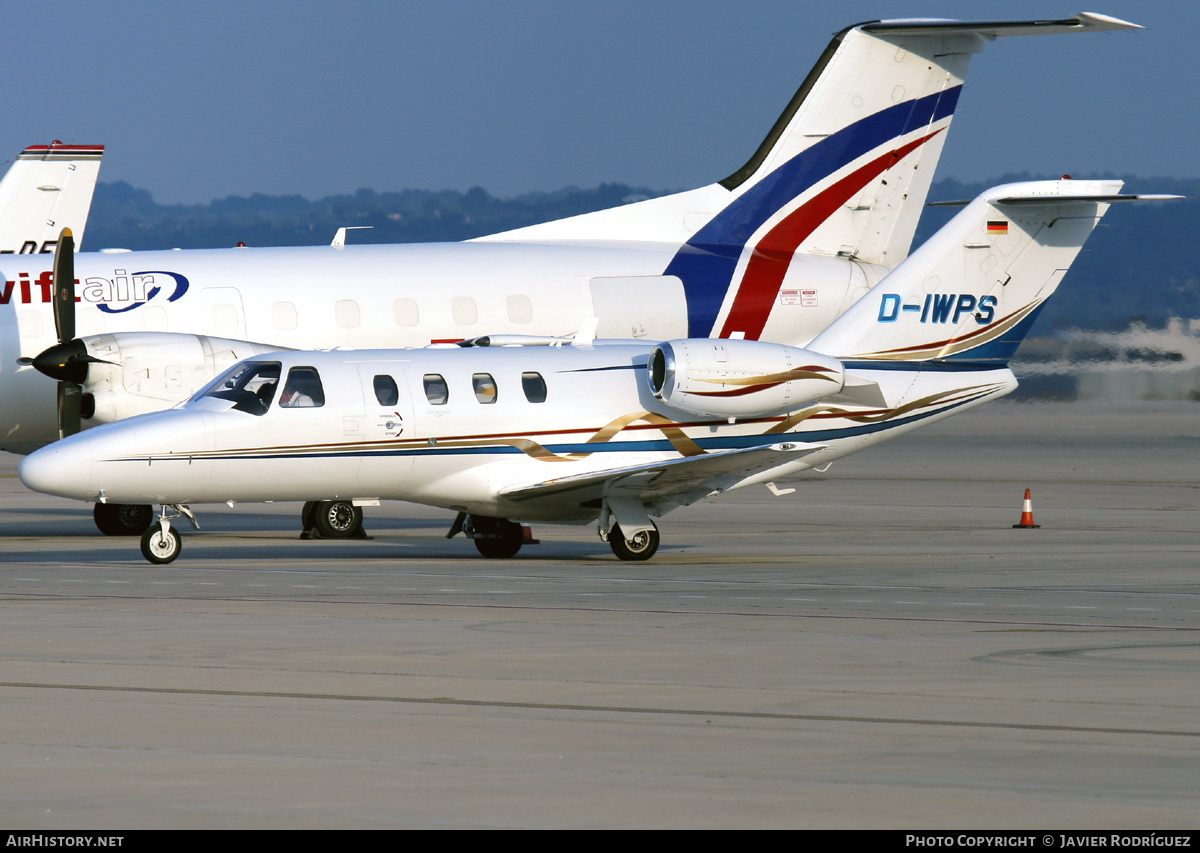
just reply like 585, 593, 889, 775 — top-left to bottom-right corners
987, 220, 1009, 235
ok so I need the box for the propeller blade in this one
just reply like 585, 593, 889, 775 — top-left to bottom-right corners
57, 381, 82, 439
51, 227, 75, 345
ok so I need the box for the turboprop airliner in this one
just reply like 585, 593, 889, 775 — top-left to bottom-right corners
2, 13, 1139, 538
19, 179, 1175, 563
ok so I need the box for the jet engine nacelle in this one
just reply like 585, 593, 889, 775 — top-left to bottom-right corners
78, 332, 283, 425
647, 338, 845, 419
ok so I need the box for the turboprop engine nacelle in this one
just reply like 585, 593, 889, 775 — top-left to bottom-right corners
77, 332, 283, 425
647, 339, 845, 419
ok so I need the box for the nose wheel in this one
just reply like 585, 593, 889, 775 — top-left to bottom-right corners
140, 522, 182, 564
136, 505, 198, 565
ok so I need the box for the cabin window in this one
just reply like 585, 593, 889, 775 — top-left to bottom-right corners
335, 300, 361, 329
473, 373, 497, 404
452, 296, 478, 325
279, 366, 325, 408
521, 372, 547, 403
374, 375, 399, 406
211, 303, 239, 334
423, 373, 449, 405
141, 306, 168, 332
393, 298, 419, 327
16, 310, 43, 339
507, 294, 533, 324
201, 360, 281, 416
272, 301, 298, 331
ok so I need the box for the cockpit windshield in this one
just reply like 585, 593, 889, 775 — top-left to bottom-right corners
196, 361, 282, 416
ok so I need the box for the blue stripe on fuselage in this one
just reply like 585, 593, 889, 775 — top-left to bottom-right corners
184, 386, 995, 465
665, 85, 962, 337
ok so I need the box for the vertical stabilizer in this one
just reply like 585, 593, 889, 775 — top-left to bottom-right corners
809, 180, 1140, 364
477, 14, 1139, 341
0, 143, 104, 254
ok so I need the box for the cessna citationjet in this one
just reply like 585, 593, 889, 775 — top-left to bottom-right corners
4, 13, 1138, 538
3, 13, 1135, 453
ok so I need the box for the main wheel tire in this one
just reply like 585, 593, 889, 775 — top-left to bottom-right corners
94, 503, 153, 537
312, 500, 364, 539
140, 522, 182, 565
472, 519, 523, 559
300, 500, 318, 531
609, 522, 659, 561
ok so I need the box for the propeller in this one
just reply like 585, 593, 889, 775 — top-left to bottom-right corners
20, 228, 107, 438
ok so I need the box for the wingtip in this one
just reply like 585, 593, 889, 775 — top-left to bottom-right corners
1075, 12, 1143, 31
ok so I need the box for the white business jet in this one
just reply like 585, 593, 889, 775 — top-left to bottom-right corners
2, 13, 1139, 538
20, 179, 1174, 563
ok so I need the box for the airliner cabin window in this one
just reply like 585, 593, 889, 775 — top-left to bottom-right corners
201, 360, 281, 416
473, 373, 497, 404
424, 374, 449, 405
374, 375, 399, 406
279, 366, 325, 408
522, 372, 547, 403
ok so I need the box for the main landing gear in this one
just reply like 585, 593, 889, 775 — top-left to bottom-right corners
300, 500, 367, 539
447, 512, 539, 558
93, 502, 153, 537
605, 521, 660, 562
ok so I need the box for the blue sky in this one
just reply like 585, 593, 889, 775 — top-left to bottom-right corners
5, 1, 1189, 203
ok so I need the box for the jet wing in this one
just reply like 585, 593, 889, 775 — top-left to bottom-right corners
499, 441, 825, 511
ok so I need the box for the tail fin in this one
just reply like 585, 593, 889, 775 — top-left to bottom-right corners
0, 142, 104, 254
809, 180, 1176, 364
476, 14, 1138, 339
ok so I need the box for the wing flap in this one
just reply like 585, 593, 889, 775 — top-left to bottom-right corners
500, 441, 825, 508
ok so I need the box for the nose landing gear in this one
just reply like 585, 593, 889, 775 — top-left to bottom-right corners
138, 505, 198, 565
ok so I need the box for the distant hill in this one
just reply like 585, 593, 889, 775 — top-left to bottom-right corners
86, 181, 660, 252
84, 175, 1199, 334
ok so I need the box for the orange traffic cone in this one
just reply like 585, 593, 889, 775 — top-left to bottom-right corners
1012, 488, 1040, 529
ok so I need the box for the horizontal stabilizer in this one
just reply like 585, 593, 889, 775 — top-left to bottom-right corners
931, 193, 1180, 207
995, 193, 1181, 205
860, 13, 1140, 38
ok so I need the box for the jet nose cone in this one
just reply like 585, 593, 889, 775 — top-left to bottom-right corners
19, 440, 94, 500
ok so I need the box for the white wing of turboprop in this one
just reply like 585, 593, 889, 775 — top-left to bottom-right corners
0, 142, 103, 254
